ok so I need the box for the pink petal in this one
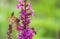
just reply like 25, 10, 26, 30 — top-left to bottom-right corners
18, 0, 22, 3
16, 4, 22, 9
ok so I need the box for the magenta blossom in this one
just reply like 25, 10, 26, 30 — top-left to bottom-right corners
16, 0, 36, 39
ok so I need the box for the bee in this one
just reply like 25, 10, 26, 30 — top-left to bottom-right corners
7, 12, 20, 39
8, 12, 20, 29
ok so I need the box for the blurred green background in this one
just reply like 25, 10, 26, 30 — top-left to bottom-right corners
0, 0, 59, 39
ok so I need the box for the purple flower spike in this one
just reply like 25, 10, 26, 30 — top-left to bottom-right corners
16, 0, 36, 39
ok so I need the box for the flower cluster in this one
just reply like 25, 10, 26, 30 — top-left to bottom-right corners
16, 0, 36, 39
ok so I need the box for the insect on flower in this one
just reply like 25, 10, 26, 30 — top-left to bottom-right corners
7, 12, 20, 39
7, 0, 36, 39
8, 12, 20, 29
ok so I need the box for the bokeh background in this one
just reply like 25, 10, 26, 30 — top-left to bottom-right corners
0, 0, 59, 39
